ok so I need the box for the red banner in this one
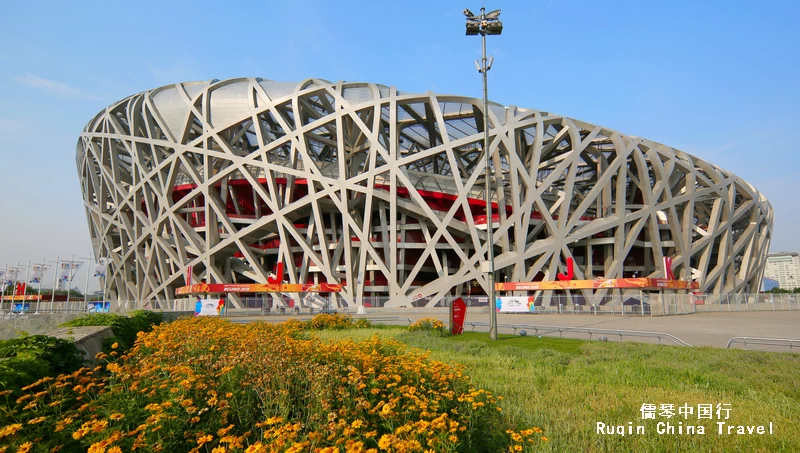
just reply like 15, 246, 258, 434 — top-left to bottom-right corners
2, 295, 41, 301
176, 282, 343, 295
450, 297, 466, 335
496, 278, 699, 291
14, 282, 26, 296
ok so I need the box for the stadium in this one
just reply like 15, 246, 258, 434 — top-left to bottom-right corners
76, 78, 773, 310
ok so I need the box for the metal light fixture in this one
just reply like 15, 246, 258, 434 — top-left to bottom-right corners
464, 6, 502, 340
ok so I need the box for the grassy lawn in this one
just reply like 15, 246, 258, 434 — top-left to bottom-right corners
315, 327, 800, 452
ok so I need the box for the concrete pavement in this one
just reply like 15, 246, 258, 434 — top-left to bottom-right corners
228, 310, 800, 351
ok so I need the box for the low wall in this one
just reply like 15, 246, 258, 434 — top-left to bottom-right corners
0, 313, 86, 340
47, 326, 115, 366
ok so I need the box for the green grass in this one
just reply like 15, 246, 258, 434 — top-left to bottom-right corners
315, 328, 800, 452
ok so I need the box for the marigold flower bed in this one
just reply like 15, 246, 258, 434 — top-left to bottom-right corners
0, 316, 543, 452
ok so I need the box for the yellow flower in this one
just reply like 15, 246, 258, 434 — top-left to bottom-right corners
109, 413, 125, 421
377, 435, 393, 449
111, 342, 119, 349
17, 442, 33, 453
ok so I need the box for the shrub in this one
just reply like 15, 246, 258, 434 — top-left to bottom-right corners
59, 310, 163, 352
0, 317, 546, 452
0, 335, 85, 396
308, 313, 354, 330
409, 317, 448, 335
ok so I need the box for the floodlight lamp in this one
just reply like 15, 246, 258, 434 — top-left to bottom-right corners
485, 9, 501, 19
463, 8, 475, 18
466, 21, 480, 35
485, 21, 503, 35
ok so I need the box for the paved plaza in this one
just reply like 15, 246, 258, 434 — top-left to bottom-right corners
233, 310, 800, 352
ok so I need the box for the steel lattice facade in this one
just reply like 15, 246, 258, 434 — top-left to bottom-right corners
77, 78, 773, 309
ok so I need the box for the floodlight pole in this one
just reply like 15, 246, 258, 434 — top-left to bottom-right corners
482, 29, 498, 341
466, 6, 502, 340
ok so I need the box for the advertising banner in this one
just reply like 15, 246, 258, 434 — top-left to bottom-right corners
12, 303, 30, 314
1, 295, 41, 301
87, 302, 111, 313
177, 282, 343, 295
30, 265, 50, 283
497, 296, 536, 313
194, 298, 226, 316
94, 258, 109, 278
58, 262, 82, 289
3, 268, 20, 286
496, 278, 699, 291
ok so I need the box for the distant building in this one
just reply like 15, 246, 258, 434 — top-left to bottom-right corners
763, 253, 800, 290
761, 277, 779, 292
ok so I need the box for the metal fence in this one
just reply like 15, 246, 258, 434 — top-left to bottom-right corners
6, 293, 798, 320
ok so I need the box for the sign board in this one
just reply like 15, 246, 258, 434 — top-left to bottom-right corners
496, 278, 699, 291
87, 302, 111, 313
1, 295, 41, 301
497, 296, 536, 313
195, 298, 226, 316
11, 303, 30, 314
450, 297, 466, 335
177, 282, 343, 296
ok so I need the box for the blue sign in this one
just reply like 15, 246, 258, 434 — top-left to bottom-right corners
87, 302, 110, 313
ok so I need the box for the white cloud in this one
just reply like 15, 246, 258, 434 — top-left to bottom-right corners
14, 73, 101, 100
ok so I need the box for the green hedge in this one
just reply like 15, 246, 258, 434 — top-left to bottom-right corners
0, 311, 164, 397
59, 310, 164, 352
0, 335, 85, 395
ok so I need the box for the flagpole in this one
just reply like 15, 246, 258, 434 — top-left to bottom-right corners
83, 251, 92, 304
23, 261, 30, 313
51, 256, 60, 310
66, 254, 75, 309
1, 264, 7, 312
36, 258, 46, 314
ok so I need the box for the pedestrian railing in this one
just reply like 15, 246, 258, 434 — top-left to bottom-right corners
725, 337, 800, 350
363, 316, 414, 325
464, 321, 691, 346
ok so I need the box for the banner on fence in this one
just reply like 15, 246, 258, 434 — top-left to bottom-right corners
87, 302, 111, 313
497, 296, 536, 313
195, 298, 226, 316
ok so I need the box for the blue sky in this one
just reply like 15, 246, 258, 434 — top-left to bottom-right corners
1, 0, 798, 291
